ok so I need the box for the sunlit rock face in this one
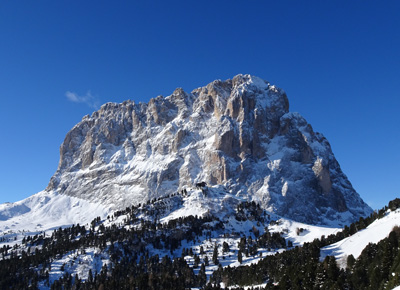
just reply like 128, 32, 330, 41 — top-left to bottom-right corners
47, 74, 372, 225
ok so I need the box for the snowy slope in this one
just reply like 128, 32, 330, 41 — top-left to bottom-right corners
0, 191, 109, 242
268, 218, 340, 246
321, 209, 400, 266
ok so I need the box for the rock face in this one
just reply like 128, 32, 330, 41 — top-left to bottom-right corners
47, 74, 372, 225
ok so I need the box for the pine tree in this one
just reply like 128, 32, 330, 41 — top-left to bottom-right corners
238, 250, 243, 264
222, 241, 230, 253
346, 254, 355, 269
194, 254, 200, 268
213, 244, 219, 265
204, 255, 209, 266
198, 263, 207, 287
88, 269, 93, 283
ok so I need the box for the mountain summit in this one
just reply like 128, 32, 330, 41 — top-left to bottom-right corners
46, 74, 371, 225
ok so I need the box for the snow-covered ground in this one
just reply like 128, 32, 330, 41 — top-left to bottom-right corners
321, 209, 400, 267
41, 247, 109, 289
0, 190, 110, 245
268, 218, 340, 246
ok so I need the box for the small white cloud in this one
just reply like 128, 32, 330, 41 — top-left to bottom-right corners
65, 90, 100, 109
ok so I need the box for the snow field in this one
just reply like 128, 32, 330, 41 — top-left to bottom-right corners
0, 191, 110, 248
321, 208, 400, 267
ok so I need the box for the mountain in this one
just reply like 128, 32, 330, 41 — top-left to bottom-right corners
0, 73, 396, 288
44, 74, 370, 226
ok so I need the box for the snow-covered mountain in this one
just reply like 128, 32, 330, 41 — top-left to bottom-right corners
0, 74, 371, 234
45, 74, 370, 226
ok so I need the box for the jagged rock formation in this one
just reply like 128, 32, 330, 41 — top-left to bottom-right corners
46, 74, 372, 225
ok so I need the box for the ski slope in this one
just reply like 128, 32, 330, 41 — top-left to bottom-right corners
321, 209, 400, 265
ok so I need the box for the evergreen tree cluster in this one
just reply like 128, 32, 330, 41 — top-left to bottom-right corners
235, 201, 268, 223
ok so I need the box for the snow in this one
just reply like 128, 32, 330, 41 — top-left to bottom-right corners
248, 75, 269, 90
222, 282, 268, 290
0, 190, 110, 245
160, 192, 208, 222
45, 247, 108, 286
160, 186, 241, 223
321, 209, 400, 265
268, 218, 340, 246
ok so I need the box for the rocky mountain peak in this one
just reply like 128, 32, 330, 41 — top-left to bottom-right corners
46, 74, 372, 225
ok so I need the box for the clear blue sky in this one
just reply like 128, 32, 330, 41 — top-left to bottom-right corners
0, 1, 399, 210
